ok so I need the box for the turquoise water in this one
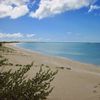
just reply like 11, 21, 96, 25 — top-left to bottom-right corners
18, 42, 100, 65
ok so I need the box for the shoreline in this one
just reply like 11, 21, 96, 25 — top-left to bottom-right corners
5, 43, 100, 76
3, 43, 100, 100
7, 43, 100, 67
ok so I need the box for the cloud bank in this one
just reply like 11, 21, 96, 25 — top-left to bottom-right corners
0, 32, 46, 41
0, 0, 98, 19
0, 0, 29, 19
30, 0, 96, 19
0, 33, 35, 38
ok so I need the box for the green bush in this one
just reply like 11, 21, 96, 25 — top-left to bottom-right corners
0, 45, 14, 53
0, 61, 58, 100
0, 43, 3, 47
0, 58, 8, 66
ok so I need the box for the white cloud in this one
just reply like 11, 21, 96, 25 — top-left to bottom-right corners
0, 0, 29, 6
30, 0, 96, 19
0, 32, 50, 41
26, 34, 35, 38
0, 4, 12, 18
0, 0, 29, 19
88, 5, 100, 12
0, 33, 23, 38
0, 33, 36, 38
10, 5, 29, 19
0, 0, 98, 19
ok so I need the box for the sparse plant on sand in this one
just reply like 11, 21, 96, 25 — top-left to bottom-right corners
0, 58, 58, 100
0, 44, 14, 53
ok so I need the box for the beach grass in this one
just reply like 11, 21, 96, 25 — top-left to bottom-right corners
0, 43, 58, 100
0, 45, 14, 53
0, 42, 100, 100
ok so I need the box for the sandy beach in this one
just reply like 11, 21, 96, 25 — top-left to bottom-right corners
2, 43, 100, 100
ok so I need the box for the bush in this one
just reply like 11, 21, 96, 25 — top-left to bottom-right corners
0, 61, 58, 100
0, 43, 3, 47
0, 58, 8, 66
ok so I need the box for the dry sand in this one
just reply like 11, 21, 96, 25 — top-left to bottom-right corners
2, 43, 100, 100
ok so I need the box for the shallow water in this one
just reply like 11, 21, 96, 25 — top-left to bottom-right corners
18, 42, 100, 65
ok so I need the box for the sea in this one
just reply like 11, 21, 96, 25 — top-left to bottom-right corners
18, 42, 100, 65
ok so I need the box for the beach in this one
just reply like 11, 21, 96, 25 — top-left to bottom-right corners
2, 43, 100, 100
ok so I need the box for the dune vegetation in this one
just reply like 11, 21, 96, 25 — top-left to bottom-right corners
0, 43, 58, 100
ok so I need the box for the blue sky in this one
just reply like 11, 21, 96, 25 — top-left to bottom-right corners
0, 0, 100, 42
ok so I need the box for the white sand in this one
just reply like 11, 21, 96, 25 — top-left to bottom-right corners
2, 43, 100, 100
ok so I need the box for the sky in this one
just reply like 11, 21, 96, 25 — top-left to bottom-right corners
0, 0, 100, 42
